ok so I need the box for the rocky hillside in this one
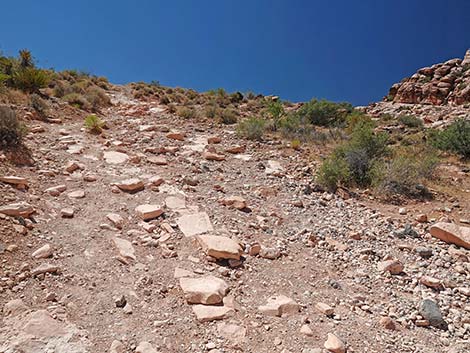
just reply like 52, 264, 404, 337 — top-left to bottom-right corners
1, 51, 470, 353
388, 50, 470, 106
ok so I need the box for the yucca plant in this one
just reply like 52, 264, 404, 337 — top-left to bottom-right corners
84, 114, 105, 134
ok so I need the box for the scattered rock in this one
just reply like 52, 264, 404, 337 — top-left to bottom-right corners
112, 237, 136, 261
135, 341, 158, 353
32, 244, 53, 259
203, 151, 225, 161
429, 222, 470, 249
31, 263, 59, 276
378, 259, 404, 275
176, 212, 213, 237
419, 299, 447, 329
179, 276, 228, 304
104, 151, 128, 164
219, 196, 247, 210
196, 235, 242, 260
115, 178, 144, 193
45, 184, 67, 196
107, 213, 124, 229
324, 333, 346, 353
135, 204, 164, 221
61, 207, 74, 218
258, 295, 300, 317
315, 302, 334, 316
192, 305, 234, 322
0, 202, 35, 217
379, 316, 397, 330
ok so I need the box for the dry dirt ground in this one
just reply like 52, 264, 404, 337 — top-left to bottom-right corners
1, 88, 469, 353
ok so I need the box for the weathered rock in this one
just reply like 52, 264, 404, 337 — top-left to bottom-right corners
300, 324, 314, 336
64, 161, 81, 173
104, 151, 129, 164
379, 316, 397, 330
61, 207, 74, 218
4, 299, 28, 316
174, 267, 195, 279
419, 276, 443, 289
217, 322, 246, 343
378, 259, 404, 275
324, 333, 346, 353
45, 184, 67, 196
109, 340, 125, 353
429, 222, 470, 249
32, 244, 53, 259
135, 204, 164, 221
219, 196, 247, 210
258, 295, 300, 317
265, 160, 284, 175
68, 189, 85, 198
166, 132, 185, 141
31, 263, 59, 276
0, 202, 34, 217
148, 155, 168, 165
192, 305, 234, 322
315, 302, 334, 316
196, 235, 242, 260
259, 247, 281, 260
203, 151, 225, 161
0, 175, 28, 187
135, 341, 158, 353
179, 276, 228, 304
115, 178, 144, 192
176, 212, 213, 237
416, 214, 428, 223
107, 213, 124, 229
112, 237, 136, 261
165, 196, 186, 210
419, 299, 447, 329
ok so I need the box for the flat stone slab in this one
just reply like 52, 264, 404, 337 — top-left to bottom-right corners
112, 237, 136, 261
0, 203, 35, 217
258, 295, 300, 317
135, 204, 164, 221
196, 235, 242, 260
165, 196, 186, 210
179, 275, 228, 304
115, 178, 144, 192
104, 151, 129, 164
176, 212, 213, 237
192, 305, 234, 322
0, 176, 28, 186
430, 222, 470, 249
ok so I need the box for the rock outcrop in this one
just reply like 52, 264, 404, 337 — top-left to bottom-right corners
387, 49, 470, 105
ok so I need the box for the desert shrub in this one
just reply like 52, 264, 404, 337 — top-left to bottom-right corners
219, 108, 238, 125
264, 100, 285, 130
237, 117, 266, 141
374, 147, 438, 197
295, 98, 353, 127
345, 111, 373, 133
398, 115, 423, 129
63, 93, 90, 110
316, 122, 389, 190
160, 95, 170, 104
84, 114, 104, 134
278, 113, 314, 141
230, 92, 244, 103
430, 119, 470, 158
0, 106, 24, 148
316, 154, 351, 191
11, 67, 50, 93
84, 86, 111, 110
205, 104, 221, 119
30, 93, 48, 117
291, 139, 301, 150
176, 106, 197, 119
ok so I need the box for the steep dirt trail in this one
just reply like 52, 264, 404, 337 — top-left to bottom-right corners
1, 91, 469, 353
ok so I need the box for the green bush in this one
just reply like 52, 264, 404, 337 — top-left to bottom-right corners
264, 100, 285, 129
176, 106, 197, 119
374, 147, 438, 197
11, 67, 50, 93
84, 86, 111, 110
278, 113, 314, 141
295, 98, 353, 127
317, 122, 389, 190
430, 119, 470, 159
0, 106, 24, 148
84, 114, 105, 134
398, 115, 423, 129
237, 117, 266, 141
316, 154, 351, 191
219, 108, 238, 125
63, 93, 90, 110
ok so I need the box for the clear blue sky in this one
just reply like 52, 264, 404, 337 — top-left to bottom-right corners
1, 0, 469, 105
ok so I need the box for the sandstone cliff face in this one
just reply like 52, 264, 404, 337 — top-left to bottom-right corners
387, 49, 470, 106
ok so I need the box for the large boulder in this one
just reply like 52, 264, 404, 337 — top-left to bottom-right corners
429, 222, 470, 249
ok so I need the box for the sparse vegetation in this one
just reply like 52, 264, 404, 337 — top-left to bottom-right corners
430, 118, 470, 159
84, 114, 105, 134
30, 93, 48, 118
294, 98, 353, 127
0, 106, 24, 148
236, 117, 266, 141
176, 106, 197, 119
398, 114, 423, 129
219, 108, 238, 125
